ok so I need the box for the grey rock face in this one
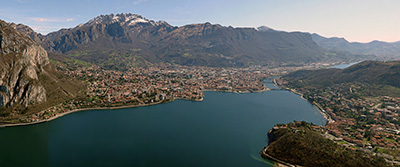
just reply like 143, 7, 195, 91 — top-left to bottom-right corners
0, 20, 49, 108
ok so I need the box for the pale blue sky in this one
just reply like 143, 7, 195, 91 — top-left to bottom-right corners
1, 0, 399, 42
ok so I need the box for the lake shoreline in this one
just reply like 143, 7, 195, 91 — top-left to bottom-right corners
0, 88, 269, 128
260, 146, 296, 167
0, 100, 166, 128
272, 78, 334, 124
202, 87, 270, 94
0, 81, 326, 167
0, 81, 313, 129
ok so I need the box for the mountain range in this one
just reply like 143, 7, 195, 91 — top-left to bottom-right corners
311, 33, 400, 58
12, 13, 369, 69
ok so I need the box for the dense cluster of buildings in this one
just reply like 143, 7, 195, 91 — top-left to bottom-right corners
69, 65, 272, 104
22, 65, 282, 123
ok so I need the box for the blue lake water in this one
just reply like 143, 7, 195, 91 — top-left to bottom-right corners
0, 79, 325, 167
331, 61, 361, 69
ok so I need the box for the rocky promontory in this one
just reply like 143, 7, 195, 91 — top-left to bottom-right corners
0, 19, 49, 108
262, 122, 386, 167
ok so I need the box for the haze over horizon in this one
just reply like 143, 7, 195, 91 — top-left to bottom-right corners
1, 0, 399, 43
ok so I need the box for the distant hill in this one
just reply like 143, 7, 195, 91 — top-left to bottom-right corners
0, 19, 84, 119
311, 33, 400, 58
284, 61, 400, 87
282, 61, 400, 97
14, 13, 367, 69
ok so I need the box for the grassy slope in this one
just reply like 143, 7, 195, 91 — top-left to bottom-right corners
0, 63, 86, 123
266, 124, 386, 167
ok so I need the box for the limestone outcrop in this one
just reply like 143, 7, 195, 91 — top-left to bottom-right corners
0, 19, 49, 108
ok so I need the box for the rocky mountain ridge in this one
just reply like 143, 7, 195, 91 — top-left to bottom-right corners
13, 13, 363, 69
0, 19, 49, 108
83, 13, 169, 27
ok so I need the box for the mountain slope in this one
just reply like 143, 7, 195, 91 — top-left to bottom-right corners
264, 123, 386, 167
0, 19, 49, 109
284, 61, 400, 87
282, 61, 400, 97
0, 19, 84, 118
17, 13, 364, 69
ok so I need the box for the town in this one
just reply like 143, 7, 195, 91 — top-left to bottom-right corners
20, 65, 272, 123
275, 79, 400, 165
16, 62, 334, 124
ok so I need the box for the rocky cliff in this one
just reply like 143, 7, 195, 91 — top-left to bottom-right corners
0, 19, 49, 108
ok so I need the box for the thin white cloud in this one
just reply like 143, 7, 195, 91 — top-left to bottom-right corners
30, 17, 74, 23
31, 25, 63, 34
31, 18, 51, 22
133, 0, 148, 6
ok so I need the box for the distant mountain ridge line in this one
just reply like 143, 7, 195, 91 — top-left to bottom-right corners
311, 33, 400, 57
11, 13, 369, 68
9, 13, 397, 44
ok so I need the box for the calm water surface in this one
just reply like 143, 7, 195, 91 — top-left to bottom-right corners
331, 61, 361, 69
0, 79, 325, 167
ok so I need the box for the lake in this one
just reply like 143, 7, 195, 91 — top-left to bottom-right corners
331, 61, 361, 69
0, 78, 325, 167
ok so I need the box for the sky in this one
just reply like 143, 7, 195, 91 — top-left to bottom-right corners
1, 0, 399, 43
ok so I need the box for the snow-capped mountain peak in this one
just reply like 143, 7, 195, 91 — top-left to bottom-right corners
85, 13, 166, 27
256, 26, 276, 32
